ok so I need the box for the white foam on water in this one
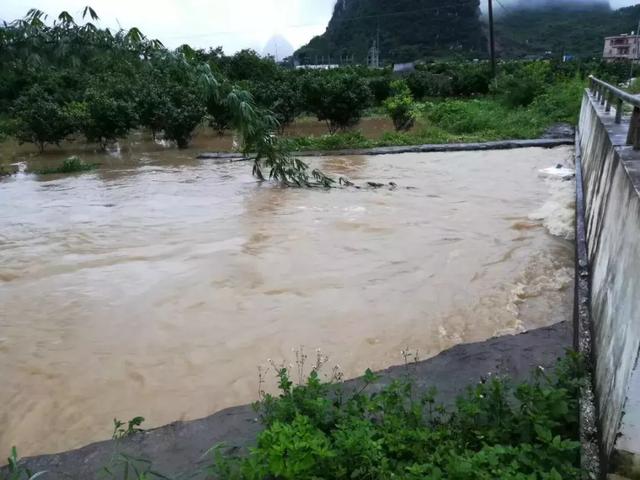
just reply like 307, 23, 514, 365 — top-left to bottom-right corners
529, 166, 576, 240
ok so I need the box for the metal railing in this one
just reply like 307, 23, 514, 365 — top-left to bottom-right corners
589, 75, 640, 149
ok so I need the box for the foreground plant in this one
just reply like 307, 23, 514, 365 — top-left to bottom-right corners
210, 352, 585, 479
1, 448, 45, 480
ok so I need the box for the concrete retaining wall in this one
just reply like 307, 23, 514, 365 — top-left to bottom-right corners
578, 90, 640, 475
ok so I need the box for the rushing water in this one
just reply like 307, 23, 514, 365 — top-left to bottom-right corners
0, 145, 575, 456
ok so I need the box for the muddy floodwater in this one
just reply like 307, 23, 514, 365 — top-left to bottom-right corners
0, 146, 575, 456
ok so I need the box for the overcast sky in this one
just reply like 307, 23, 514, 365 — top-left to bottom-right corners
1, 0, 639, 54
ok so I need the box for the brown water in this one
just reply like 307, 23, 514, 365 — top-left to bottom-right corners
0, 145, 575, 456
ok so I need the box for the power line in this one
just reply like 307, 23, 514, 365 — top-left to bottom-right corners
488, 0, 496, 78
494, 0, 512, 14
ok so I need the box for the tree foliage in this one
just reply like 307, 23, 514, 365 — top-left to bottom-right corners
301, 71, 372, 134
0, 6, 333, 185
11, 86, 77, 151
384, 80, 418, 132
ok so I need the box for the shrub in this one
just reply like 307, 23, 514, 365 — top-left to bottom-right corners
251, 75, 302, 132
160, 85, 205, 149
212, 354, 584, 479
80, 87, 138, 149
406, 71, 453, 99
301, 71, 372, 134
384, 80, 418, 132
367, 75, 393, 105
11, 86, 76, 152
493, 62, 552, 108
530, 77, 584, 125
449, 62, 492, 96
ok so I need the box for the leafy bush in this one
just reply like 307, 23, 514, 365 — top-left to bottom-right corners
530, 77, 584, 125
301, 71, 372, 134
367, 75, 393, 105
11, 86, 76, 152
384, 80, 418, 132
80, 87, 138, 149
493, 62, 553, 108
160, 86, 205, 149
251, 75, 302, 132
212, 354, 584, 479
406, 71, 453, 99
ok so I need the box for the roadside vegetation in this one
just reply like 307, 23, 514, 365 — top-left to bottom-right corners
2, 353, 585, 479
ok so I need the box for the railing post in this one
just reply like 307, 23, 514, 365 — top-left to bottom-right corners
627, 106, 640, 149
605, 91, 612, 112
616, 98, 624, 124
600, 86, 606, 106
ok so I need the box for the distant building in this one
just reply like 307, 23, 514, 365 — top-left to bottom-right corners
603, 34, 640, 62
393, 62, 416, 75
294, 64, 340, 70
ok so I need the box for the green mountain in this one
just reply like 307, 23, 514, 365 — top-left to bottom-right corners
295, 0, 640, 64
295, 0, 485, 65
495, 3, 640, 58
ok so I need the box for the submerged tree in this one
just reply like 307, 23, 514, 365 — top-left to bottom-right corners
0, 6, 334, 186
12, 86, 77, 151
301, 70, 372, 134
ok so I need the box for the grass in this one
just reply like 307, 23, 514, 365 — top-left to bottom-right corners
31, 156, 97, 175
286, 78, 584, 152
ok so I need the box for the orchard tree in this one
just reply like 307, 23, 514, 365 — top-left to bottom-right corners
206, 81, 234, 135
252, 74, 301, 132
301, 71, 372, 133
80, 83, 138, 149
11, 86, 76, 151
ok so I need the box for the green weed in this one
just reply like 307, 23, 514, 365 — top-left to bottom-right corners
31, 156, 97, 175
1, 447, 46, 480
209, 352, 585, 479
112, 416, 145, 440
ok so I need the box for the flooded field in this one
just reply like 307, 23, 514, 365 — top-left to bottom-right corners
0, 145, 575, 456
0, 116, 396, 162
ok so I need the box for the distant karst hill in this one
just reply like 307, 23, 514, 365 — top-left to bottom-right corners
295, 0, 640, 63
295, 0, 485, 65
263, 35, 294, 62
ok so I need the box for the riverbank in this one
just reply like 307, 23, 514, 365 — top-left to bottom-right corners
3, 321, 572, 480
197, 137, 574, 162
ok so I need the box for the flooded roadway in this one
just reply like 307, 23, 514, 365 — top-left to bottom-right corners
0, 145, 575, 456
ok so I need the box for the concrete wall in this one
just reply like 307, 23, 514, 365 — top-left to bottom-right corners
578, 91, 640, 474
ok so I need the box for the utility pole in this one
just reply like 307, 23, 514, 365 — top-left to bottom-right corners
630, 15, 640, 83
488, 0, 496, 79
